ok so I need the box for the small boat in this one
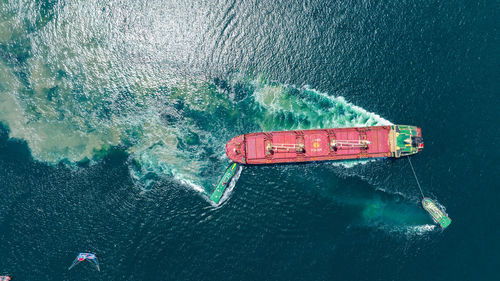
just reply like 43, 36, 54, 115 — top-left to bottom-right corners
0, 276, 11, 281
226, 125, 423, 165
209, 162, 240, 204
422, 198, 452, 229
68, 253, 100, 271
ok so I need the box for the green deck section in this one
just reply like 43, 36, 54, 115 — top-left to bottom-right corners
422, 198, 452, 229
393, 125, 420, 156
209, 162, 239, 204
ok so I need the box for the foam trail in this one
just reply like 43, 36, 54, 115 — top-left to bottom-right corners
360, 197, 435, 235
0, 0, 393, 194
320, 180, 434, 234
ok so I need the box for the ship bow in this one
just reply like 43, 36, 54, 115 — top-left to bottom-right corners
225, 135, 246, 164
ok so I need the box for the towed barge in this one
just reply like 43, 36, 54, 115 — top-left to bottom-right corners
226, 125, 423, 165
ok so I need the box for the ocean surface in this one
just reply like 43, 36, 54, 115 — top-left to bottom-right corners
0, 0, 498, 280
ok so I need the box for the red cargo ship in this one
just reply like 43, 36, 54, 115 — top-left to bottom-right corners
226, 125, 423, 165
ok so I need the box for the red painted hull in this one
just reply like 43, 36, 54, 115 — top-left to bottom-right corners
226, 126, 420, 165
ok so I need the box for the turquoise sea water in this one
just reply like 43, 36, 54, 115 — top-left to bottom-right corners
0, 0, 498, 280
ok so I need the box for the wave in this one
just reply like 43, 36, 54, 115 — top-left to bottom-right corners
0, 65, 391, 192
0, 0, 391, 193
0, 0, 436, 233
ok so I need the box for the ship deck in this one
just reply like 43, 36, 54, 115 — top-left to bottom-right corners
227, 126, 393, 165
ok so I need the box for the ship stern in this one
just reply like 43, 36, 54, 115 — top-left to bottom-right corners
389, 125, 424, 157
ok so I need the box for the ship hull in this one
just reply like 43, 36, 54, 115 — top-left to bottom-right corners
422, 198, 452, 229
225, 125, 423, 165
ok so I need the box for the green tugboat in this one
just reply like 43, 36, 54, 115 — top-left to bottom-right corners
209, 162, 240, 204
422, 198, 452, 229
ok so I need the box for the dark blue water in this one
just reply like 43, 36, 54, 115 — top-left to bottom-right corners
0, 0, 498, 280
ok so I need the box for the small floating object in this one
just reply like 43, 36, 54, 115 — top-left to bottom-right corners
0, 276, 11, 281
422, 198, 452, 229
209, 162, 240, 204
68, 253, 100, 271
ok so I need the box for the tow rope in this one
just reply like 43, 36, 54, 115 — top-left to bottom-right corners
407, 157, 425, 199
